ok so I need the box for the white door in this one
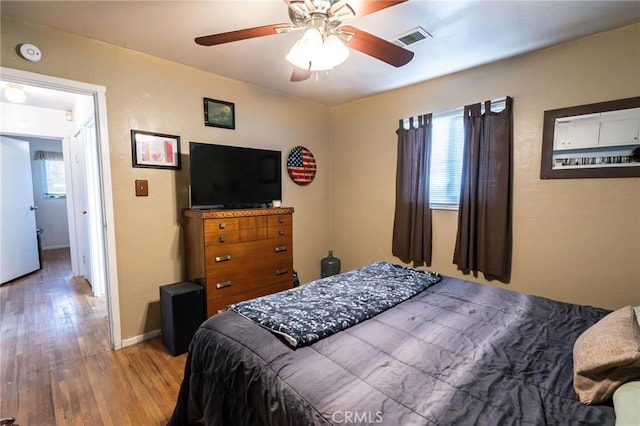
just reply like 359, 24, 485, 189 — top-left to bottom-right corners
0, 135, 40, 283
71, 131, 92, 282
82, 119, 106, 296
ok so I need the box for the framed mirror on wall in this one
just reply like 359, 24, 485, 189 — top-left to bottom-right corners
540, 96, 640, 179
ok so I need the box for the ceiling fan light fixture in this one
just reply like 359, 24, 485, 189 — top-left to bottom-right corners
286, 30, 349, 72
286, 28, 324, 69
323, 34, 349, 66
301, 28, 324, 54
286, 42, 311, 69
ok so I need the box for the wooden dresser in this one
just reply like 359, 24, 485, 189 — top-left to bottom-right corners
182, 208, 294, 317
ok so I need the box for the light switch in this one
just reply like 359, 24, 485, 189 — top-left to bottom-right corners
135, 179, 148, 197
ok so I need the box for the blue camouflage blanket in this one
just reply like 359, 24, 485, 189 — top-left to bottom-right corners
229, 261, 442, 347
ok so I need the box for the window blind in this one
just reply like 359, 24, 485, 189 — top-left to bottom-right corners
429, 98, 505, 210
403, 97, 506, 210
430, 107, 465, 209
34, 150, 63, 161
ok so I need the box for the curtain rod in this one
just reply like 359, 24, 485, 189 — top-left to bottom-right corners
489, 96, 507, 104
402, 96, 509, 124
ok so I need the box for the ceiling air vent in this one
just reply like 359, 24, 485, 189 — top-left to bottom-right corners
393, 27, 432, 47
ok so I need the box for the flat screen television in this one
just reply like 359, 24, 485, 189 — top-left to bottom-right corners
189, 142, 282, 209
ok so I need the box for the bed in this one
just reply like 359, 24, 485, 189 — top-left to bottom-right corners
168, 262, 634, 425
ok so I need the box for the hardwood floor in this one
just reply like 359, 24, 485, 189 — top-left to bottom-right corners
0, 249, 187, 425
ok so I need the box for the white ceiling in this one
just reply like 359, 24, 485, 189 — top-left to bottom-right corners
1, 0, 640, 107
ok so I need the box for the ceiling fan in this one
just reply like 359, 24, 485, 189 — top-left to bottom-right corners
195, 0, 414, 82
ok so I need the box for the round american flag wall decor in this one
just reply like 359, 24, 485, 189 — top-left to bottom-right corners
287, 146, 316, 185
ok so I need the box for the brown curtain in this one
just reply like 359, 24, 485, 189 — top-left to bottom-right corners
392, 114, 433, 265
453, 97, 513, 282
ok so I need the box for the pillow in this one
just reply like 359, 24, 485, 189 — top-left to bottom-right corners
573, 305, 640, 405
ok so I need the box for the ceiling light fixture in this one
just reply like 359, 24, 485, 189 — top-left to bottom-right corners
286, 28, 350, 71
284, 7, 352, 72
5, 84, 26, 103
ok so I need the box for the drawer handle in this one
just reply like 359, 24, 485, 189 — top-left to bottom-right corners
219, 222, 225, 229
279, 217, 285, 224
275, 268, 288, 276
216, 281, 232, 289
274, 246, 287, 253
279, 229, 285, 236
219, 235, 225, 243
215, 254, 231, 262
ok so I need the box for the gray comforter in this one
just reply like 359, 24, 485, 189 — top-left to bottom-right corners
168, 273, 615, 425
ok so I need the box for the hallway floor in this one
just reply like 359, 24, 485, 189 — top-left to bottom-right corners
0, 248, 187, 425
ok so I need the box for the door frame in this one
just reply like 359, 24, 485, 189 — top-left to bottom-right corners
1, 67, 122, 349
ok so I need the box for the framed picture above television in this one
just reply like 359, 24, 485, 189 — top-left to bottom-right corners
204, 98, 235, 129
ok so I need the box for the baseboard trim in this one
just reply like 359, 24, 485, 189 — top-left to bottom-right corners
120, 329, 161, 348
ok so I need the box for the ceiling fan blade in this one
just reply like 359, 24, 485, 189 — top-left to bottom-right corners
291, 66, 312, 82
347, 0, 407, 17
195, 24, 292, 46
341, 25, 414, 67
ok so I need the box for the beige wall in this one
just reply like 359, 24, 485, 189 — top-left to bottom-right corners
329, 23, 640, 310
1, 17, 331, 340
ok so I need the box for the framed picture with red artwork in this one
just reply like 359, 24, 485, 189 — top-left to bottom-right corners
131, 129, 181, 170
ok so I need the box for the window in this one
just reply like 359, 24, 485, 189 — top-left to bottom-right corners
428, 99, 506, 210
42, 158, 66, 198
430, 108, 465, 209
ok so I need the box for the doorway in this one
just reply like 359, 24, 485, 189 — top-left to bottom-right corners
0, 67, 121, 348
0, 135, 69, 282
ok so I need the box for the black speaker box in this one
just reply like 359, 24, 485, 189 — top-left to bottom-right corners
159, 281, 205, 356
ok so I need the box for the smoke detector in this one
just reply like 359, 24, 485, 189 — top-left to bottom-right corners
18, 43, 42, 62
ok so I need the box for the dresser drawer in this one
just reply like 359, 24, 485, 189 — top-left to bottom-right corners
204, 218, 242, 233
267, 221, 292, 239
206, 227, 270, 245
205, 235, 291, 263
206, 259, 291, 298
206, 255, 292, 286
204, 215, 270, 231
205, 216, 287, 244
205, 236, 292, 283
268, 213, 292, 228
